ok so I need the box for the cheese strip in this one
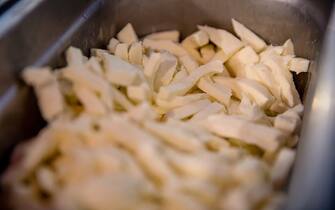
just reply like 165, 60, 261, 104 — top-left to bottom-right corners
114, 43, 129, 61
107, 38, 120, 54
197, 77, 231, 106
245, 63, 281, 100
126, 102, 158, 123
91, 48, 109, 59
282, 54, 295, 66
170, 67, 188, 84
211, 50, 230, 63
127, 83, 151, 103
110, 86, 134, 111
63, 63, 113, 110
61, 66, 110, 95
232, 19, 266, 52
271, 148, 295, 183
189, 30, 210, 47
198, 25, 243, 58
144, 121, 203, 153
99, 117, 174, 185
181, 39, 202, 63
262, 54, 301, 106
65, 46, 87, 66
179, 54, 199, 73
22, 67, 55, 87
233, 157, 267, 184
35, 80, 64, 121
260, 46, 284, 61
282, 39, 295, 56
288, 57, 310, 74
270, 100, 290, 114
204, 115, 286, 151
73, 84, 106, 115
176, 178, 221, 205
200, 44, 215, 63
226, 46, 259, 77
182, 30, 208, 46
144, 52, 162, 90
155, 52, 178, 88
291, 103, 304, 116
190, 102, 224, 121
214, 77, 274, 108
181, 30, 209, 63
236, 78, 274, 108
213, 77, 241, 98
128, 42, 143, 65
238, 96, 268, 123
102, 53, 141, 86
216, 65, 231, 77
145, 30, 180, 42
86, 57, 104, 76
274, 105, 302, 133
220, 189, 250, 210
98, 116, 156, 155
143, 39, 187, 57
156, 93, 208, 110
157, 79, 193, 100
35, 167, 56, 194
274, 114, 301, 134
166, 119, 219, 143
166, 99, 211, 119
163, 190, 208, 210
227, 99, 241, 115
158, 60, 223, 99
116, 23, 138, 44
165, 150, 214, 180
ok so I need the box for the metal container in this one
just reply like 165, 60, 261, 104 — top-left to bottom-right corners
0, 0, 334, 209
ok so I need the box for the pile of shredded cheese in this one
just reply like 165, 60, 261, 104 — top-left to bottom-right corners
2, 20, 309, 210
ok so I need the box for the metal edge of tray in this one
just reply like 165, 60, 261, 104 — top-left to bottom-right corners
287, 4, 335, 210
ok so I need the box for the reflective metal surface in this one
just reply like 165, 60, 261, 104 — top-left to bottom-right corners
0, 0, 333, 209
287, 7, 335, 210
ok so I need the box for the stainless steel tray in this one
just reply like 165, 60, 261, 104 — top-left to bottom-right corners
0, 0, 334, 209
